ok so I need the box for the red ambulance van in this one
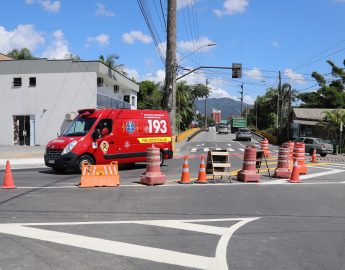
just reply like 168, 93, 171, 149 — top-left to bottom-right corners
44, 108, 173, 172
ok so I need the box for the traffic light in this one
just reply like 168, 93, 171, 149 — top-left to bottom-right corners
232, 63, 242, 78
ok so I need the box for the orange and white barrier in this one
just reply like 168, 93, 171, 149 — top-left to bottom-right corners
311, 148, 317, 163
140, 147, 166, 185
273, 145, 291, 178
179, 156, 192, 184
196, 156, 208, 184
293, 142, 308, 174
237, 145, 260, 182
260, 139, 270, 157
79, 161, 120, 188
2, 160, 16, 189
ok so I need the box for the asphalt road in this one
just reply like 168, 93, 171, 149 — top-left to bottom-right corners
1, 130, 345, 270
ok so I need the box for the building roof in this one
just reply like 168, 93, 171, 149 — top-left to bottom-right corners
292, 108, 344, 121
0, 53, 14, 61
0, 58, 138, 91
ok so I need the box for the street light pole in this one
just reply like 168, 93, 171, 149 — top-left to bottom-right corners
205, 79, 209, 130
177, 43, 216, 66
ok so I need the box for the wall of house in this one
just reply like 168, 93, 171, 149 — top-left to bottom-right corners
0, 72, 97, 146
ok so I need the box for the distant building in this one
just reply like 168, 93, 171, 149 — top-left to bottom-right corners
0, 59, 139, 146
211, 108, 221, 123
291, 108, 344, 139
0, 53, 14, 61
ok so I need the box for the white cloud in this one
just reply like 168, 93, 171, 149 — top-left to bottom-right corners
26, 0, 61, 13
96, 3, 115, 17
143, 69, 166, 83
157, 42, 166, 60
209, 87, 233, 98
284, 68, 305, 85
0, 24, 44, 53
244, 67, 262, 80
213, 0, 248, 17
122, 31, 152, 44
86, 34, 109, 47
243, 95, 255, 105
271, 41, 279, 48
125, 68, 140, 81
177, 36, 216, 53
41, 29, 70, 59
177, 0, 198, 10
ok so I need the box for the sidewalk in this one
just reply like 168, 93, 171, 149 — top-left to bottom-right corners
0, 146, 46, 170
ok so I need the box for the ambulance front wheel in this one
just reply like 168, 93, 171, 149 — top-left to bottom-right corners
77, 155, 95, 173
160, 151, 164, 166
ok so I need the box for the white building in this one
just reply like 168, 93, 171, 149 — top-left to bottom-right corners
0, 59, 139, 146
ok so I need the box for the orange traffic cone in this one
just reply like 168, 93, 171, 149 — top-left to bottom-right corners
196, 156, 208, 184
311, 148, 317, 163
178, 156, 192, 184
2, 160, 16, 189
289, 159, 301, 183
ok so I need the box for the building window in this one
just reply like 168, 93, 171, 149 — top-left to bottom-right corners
13, 77, 22, 87
97, 77, 104, 86
124, 95, 130, 103
113, 85, 119, 93
29, 77, 36, 87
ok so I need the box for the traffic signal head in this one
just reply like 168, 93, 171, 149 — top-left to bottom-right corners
232, 63, 242, 78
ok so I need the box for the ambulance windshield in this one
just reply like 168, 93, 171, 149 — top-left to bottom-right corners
62, 117, 97, 137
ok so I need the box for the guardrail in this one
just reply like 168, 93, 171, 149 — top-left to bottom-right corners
251, 131, 265, 142
176, 128, 201, 142
252, 129, 278, 145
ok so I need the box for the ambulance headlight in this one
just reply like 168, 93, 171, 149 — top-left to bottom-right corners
62, 141, 77, 155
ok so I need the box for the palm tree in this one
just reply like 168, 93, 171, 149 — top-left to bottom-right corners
99, 54, 127, 76
319, 109, 345, 140
176, 81, 194, 132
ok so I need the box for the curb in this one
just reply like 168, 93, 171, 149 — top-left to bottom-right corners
0, 158, 45, 170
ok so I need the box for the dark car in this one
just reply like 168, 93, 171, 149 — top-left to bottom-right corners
236, 128, 251, 141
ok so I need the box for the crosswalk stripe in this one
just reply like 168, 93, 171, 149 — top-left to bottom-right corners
227, 148, 234, 152
239, 148, 244, 152
191, 148, 197, 152
204, 148, 209, 152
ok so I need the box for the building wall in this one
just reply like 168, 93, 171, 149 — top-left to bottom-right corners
0, 72, 97, 146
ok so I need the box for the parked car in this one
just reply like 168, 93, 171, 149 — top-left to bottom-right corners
208, 123, 216, 132
294, 137, 333, 157
218, 123, 229, 134
236, 128, 251, 141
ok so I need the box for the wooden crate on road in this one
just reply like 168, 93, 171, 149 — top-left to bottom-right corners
206, 149, 231, 182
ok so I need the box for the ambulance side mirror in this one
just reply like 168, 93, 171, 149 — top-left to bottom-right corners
92, 129, 101, 141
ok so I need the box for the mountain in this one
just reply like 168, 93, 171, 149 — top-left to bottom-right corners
195, 97, 252, 119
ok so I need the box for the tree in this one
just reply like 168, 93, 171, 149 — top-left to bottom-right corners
318, 109, 345, 144
137, 80, 163, 110
65, 53, 81, 61
176, 81, 194, 132
99, 54, 127, 76
298, 59, 345, 108
7, 48, 34, 60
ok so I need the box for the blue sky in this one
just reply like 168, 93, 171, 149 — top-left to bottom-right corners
1, 0, 345, 104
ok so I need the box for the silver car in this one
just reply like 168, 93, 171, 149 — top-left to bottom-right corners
236, 128, 251, 141
296, 137, 333, 157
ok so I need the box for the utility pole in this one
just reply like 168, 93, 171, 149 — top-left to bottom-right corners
164, 0, 177, 134
287, 87, 292, 139
205, 78, 209, 130
277, 71, 281, 130
255, 101, 258, 129
240, 83, 244, 116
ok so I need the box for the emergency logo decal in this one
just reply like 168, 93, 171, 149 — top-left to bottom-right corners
125, 121, 136, 134
124, 141, 130, 148
100, 141, 109, 153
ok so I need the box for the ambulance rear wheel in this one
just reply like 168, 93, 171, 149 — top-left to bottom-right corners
77, 155, 94, 173
160, 152, 164, 166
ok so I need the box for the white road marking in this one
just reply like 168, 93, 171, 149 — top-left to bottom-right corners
226, 144, 231, 147
215, 148, 221, 150
239, 148, 245, 152
227, 148, 235, 152
204, 148, 209, 152
0, 217, 259, 270
300, 169, 345, 179
191, 148, 197, 152
196, 143, 204, 147
234, 141, 246, 148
